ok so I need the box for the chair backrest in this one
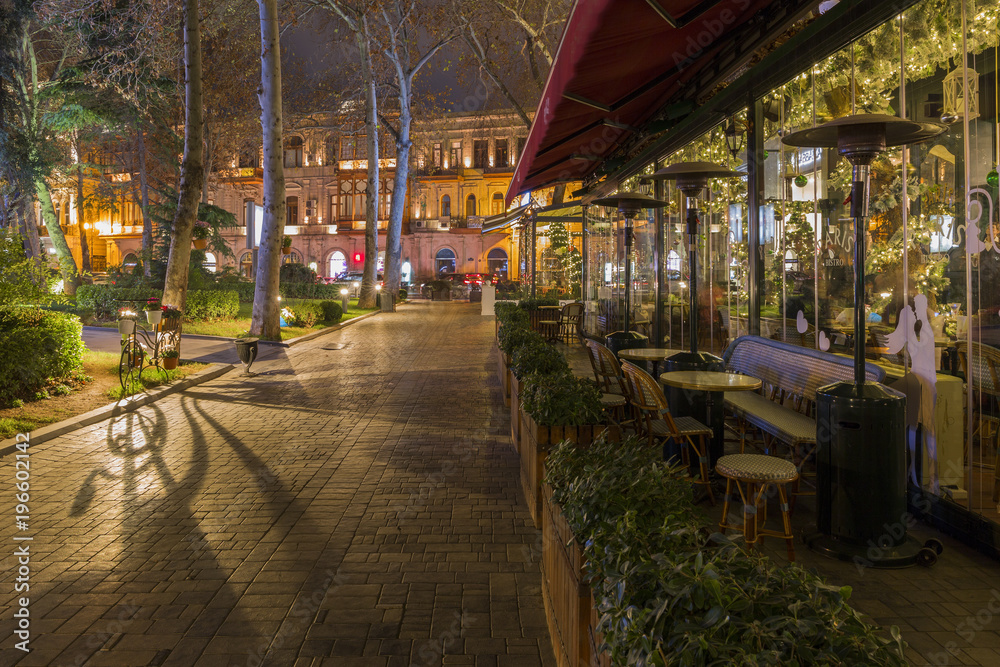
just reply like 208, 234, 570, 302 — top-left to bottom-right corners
620, 360, 668, 414
958, 341, 1000, 396
585, 339, 627, 395
562, 302, 584, 322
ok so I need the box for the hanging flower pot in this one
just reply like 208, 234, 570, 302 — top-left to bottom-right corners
282, 235, 293, 255
192, 238, 208, 250
281, 246, 291, 255
118, 318, 136, 335
145, 309, 162, 325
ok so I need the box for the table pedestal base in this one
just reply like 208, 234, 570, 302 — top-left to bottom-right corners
663, 352, 725, 467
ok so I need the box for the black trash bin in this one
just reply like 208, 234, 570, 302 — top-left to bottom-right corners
605, 330, 647, 356
806, 381, 932, 567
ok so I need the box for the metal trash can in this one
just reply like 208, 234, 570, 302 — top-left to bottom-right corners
663, 351, 725, 464
605, 330, 647, 356
806, 381, 934, 567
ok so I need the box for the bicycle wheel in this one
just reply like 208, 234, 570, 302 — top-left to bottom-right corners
118, 339, 139, 397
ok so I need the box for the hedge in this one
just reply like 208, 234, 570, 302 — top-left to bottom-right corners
209, 282, 347, 302
76, 285, 239, 321
0, 308, 85, 406
319, 300, 343, 323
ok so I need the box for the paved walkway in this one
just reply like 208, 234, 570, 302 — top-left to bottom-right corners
81, 326, 288, 365
1, 302, 553, 667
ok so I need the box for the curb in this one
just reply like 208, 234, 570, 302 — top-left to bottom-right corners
0, 362, 234, 458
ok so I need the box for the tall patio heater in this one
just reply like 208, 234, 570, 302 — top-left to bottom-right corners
782, 114, 946, 567
592, 192, 669, 356
650, 163, 741, 460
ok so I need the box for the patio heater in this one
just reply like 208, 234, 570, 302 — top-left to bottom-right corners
592, 192, 669, 356
782, 113, 946, 567
650, 163, 740, 460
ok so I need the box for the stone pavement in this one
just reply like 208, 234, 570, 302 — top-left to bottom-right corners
81, 326, 288, 365
0, 302, 553, 667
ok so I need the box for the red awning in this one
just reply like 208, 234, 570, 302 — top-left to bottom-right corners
506, 0, 777, 204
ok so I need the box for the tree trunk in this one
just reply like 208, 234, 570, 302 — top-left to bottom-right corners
76, 163, 91, 278
19, 195, 41, 259
383, 85, 411, 313
357, 22, 379, 310
162, 0, 204, 311
36, 180, 79, 294
202, 121, 212, 204
249, 0, 285, 341
136, 126, 153, 278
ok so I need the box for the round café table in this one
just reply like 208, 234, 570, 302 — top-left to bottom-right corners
659, 370, 762, 464
617, 347, 677, 377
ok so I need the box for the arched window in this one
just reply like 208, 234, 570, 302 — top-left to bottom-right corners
487, 247, 508, 278
284, 136, 303, 168
435, 247, 456, 274
282, 251, 301, 265
465, 194, 476, 217
784, 249, 798, 272
329, 250, 347, 278
239, 250, 254, 278
121, 252, 139, 269
666, 250, 681, 275
441, 194, 451, 217
203, 252, 217, 273
286, 196, 298, 226
491, 193, 504, 216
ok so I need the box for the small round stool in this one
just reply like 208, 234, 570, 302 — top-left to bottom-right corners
599, 392, 627, 424
716, 454, 799, 561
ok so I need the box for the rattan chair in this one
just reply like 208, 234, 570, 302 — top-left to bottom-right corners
584, 339, 629, 423
541, 302, 584, 344
620, 360, 715, 504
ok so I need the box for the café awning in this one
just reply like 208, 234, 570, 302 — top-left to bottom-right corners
506, 0, 816, 204
481, 204, 531, 234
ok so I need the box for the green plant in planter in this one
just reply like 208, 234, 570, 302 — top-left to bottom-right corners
520, 369, 603, 426
161, 349, 179, 359
497, 318, 533, 357
282, 235, 292, 249
544, 436, 908, 667
494, 301, 521, 321
508, 332, 568, 379
517, 297, 559, 310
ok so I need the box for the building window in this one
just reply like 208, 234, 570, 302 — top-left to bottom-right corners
121, 252, 139, 269
441, 194, 451, 217
491, 193, 504, 216
487, 247, 508, 278
433, 143, 442, 167
282, 251, 300, 265
239, 250, 253, 278
204, 252, 217, 273
305, 199, 317, 219
325, 136, 337, 164
287, 196, 298, 225
473, 140, 488, 169
516, 136, 526, 162
239, 146, 258, 168
329, 250, 347, 278
466, 194, 476, 217
450, 141, 462, 169
495, 139, 508, 168
435, 247, 456, 274
284, 136, 303, 168
339, 182, 353, 220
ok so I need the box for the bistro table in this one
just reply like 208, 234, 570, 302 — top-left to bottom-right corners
659, 370, 762, 465
617, 347, 678, 377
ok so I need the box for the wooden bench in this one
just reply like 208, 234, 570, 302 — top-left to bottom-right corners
722, 335, 886, 476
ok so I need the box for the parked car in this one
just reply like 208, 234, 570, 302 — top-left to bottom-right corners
332, 271, 383, 296
420, 273, 476, 299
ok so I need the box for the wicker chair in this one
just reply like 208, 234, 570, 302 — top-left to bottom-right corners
584, 339, 629, 423
540, 302, 584, 344
620, 360, 715, 504
958, 341, 1000, 501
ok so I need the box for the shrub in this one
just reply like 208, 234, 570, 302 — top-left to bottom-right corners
497, 318, 534, 358
319, 300, 343, 323
520, 369, 603, 426
518, 297, 559, 310
283, 300, 324, 327
545, 436, 908, 666
0, 308, 85, 406
279, 262, 317, 284
184, 290, 239, 320
397, 288, 407, 302
508, 331, 568, 380
76, 285, 160, 320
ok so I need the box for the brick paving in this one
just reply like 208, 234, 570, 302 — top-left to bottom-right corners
0, 302, 553, 667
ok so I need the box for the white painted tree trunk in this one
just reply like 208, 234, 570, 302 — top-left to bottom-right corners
357, 23, 379, 310
35, 180, 78, 294
383, 84, 411, 312
250, 0, 285, 340
162, 0, 204, 311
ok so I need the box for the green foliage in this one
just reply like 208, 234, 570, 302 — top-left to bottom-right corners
161, 349, 179, 358
545, 436, 908, 666
279, 262, 317, 284
397, 288, 408, 302
76, 284, 160, 320
283, 300, 323, 327
184, 290, 239, 320
282, 235, 292, 248
520, 369, 603, 427
318, 300, 343, 323
0, 230, 61, 307
508, 331, 568, 379
517, 297, 559, 310
0, 308, 85, 407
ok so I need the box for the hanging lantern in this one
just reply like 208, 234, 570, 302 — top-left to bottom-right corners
941, 65, 979, 124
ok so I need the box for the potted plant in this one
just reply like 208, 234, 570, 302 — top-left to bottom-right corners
282, 235, 292, 255
161, 305, 183, 321
160, 349, 179, 370
145, 297, 162, 325
118, 308, 138, 335
192, 221, 210, 249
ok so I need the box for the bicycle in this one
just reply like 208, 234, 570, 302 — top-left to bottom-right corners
115, 300, 182, 396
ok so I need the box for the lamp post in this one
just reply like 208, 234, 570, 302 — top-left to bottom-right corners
782, 113, 946, 567
592, 192, 669, 355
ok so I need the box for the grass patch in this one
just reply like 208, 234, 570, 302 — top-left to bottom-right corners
90, 298, 381, 341
0, 349, 207, 440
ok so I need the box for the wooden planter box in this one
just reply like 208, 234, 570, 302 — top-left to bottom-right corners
510, 374, 522, 453
497, 350, 511, 406
520, 412, 608, 529
542, 483, 592, 667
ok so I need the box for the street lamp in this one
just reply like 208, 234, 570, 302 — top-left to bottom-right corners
782, 113, 946, 568
591, 192, 669, 355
